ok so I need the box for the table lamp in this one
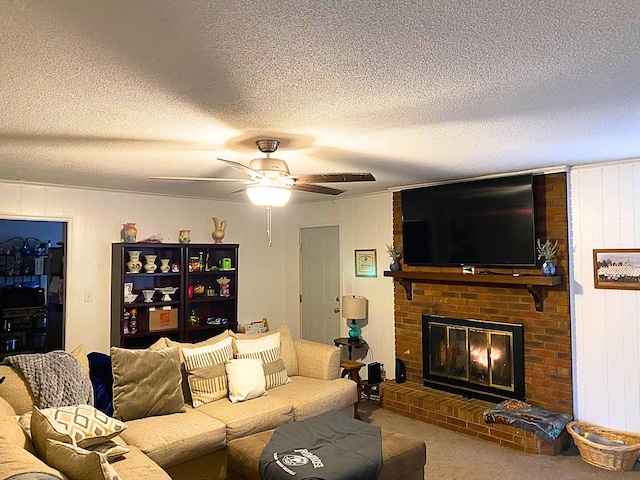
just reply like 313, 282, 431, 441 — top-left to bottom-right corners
342, 295, 367, 342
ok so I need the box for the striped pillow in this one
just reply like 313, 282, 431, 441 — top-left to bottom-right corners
182, 337, 234, 407
234, 331, 291, 389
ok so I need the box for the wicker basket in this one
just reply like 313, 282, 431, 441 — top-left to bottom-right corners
566, 421, 640, 471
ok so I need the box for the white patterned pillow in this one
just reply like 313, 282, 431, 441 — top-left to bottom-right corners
31, 405, 127, 459
234, 331, 291, 389
46, 439, 121, 480
182, 337, 234, 407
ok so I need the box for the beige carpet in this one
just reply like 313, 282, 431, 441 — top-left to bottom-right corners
358, 400, 640, 479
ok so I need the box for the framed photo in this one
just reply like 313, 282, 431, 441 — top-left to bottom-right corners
593, 249, 640, 290
355, 249, 377, 277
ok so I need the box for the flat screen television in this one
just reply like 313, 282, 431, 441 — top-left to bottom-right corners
401, 174, 536, 267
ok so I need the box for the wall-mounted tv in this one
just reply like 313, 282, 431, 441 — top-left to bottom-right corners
401, 174, 536, 267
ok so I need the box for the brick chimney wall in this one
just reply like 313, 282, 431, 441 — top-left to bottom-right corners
392, 173, 572, 413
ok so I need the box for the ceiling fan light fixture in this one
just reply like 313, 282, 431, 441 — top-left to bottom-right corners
246, 185, 292, 207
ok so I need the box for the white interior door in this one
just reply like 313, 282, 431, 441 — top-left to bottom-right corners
300, 226, 340, 345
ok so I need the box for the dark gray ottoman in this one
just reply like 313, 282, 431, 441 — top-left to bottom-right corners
227, 428, 426, 480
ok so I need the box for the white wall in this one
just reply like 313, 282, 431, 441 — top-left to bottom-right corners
0, 182, 287, 354
571, 160, 640, 431
284, 192, 396, 379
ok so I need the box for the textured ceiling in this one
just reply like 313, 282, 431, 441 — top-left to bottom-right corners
1, 0, 639, 203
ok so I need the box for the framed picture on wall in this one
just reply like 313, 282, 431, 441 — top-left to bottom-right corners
593, 248, 640, 289
355, 249, 377, 277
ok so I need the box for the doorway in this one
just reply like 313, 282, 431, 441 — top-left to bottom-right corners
300, 226, 340, 345
0, 219, 67, 357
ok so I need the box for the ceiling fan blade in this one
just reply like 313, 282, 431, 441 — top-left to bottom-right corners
291, 183, 345, 195
292, 173, 375, 183
149, 176, 250, 183
216, 158, 265, 179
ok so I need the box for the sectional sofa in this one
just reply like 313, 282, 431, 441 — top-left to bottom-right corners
0, 325, 357, 480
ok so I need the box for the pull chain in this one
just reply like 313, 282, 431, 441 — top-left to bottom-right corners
266, 207, 272, 247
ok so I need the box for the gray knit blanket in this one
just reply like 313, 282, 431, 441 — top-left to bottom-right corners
4, 350, 93, 408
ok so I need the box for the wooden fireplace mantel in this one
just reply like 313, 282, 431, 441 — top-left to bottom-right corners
383, 270, 562, 312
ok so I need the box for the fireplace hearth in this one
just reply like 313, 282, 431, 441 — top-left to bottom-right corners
422, 315, 524, 403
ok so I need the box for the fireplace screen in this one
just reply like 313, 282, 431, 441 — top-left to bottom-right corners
423, 315, 524, 402
429, 323, 513, 390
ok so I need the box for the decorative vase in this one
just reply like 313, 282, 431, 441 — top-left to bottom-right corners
541, 259, 556, 276
122, 223, 137, 243
390, 259, 402, 271
126, 251, 142, 274
142, 289, 155, 303
212, 217, 227, 244
160, 258, 171, 273
178, 229, 191, 244
143, 255, 157, 273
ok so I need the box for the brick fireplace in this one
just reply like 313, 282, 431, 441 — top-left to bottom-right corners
381, 173, 572, 454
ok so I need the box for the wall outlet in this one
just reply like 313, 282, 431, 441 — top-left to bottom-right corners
462, 266, 475, 275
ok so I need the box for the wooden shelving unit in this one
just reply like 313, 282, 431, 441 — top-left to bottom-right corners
111, 243, 239, 348
383, 270, 562, 311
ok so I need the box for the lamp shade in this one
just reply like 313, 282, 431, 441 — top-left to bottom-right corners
341, 295, 367, 319
246, 185, 292, 207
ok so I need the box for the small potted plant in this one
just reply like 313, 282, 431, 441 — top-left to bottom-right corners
386, 244, 403, 271
536, 239, 558, 276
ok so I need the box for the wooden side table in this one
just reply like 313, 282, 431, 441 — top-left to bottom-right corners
333, 337, 367, 360
340, 359, 365, 420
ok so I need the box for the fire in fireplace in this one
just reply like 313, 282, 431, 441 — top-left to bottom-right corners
422, 315, 525, 403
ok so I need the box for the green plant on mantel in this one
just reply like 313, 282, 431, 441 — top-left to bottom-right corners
386, 244, 402, 260
536, 238, 558, 260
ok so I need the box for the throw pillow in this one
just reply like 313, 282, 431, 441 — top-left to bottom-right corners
158, 330, 232, 404
85, 440, 130, 461
111, 346, 185, 421
225, 358, 267, 403
87, 352, 113, 416
182, 338, 234, 407
234, 331, 291, 389
231, 325, 299, 375
30, 405, 126, 459
45, 439, 120, 480
70, 345, 90, 374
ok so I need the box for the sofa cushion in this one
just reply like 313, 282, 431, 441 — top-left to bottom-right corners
0, 442, 63, 480
0, 416, 36, 453
182, 337, 233, 407
234, 332, 291, 389
45, 439, 120, 480
31, 405, 126, 459
0, 365, 37, 415
198, 393, 294, 442
111, 346, 185, 421
0, 395, 17, 417
108, 443, 172, 479
118, 407, 226, 469
231, 325, 298, 376
264, 376, 357, 421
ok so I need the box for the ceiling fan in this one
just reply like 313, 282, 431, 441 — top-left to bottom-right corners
150, 139, 375, 206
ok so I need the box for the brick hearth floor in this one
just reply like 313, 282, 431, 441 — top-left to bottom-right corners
380, 381, 569, 455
